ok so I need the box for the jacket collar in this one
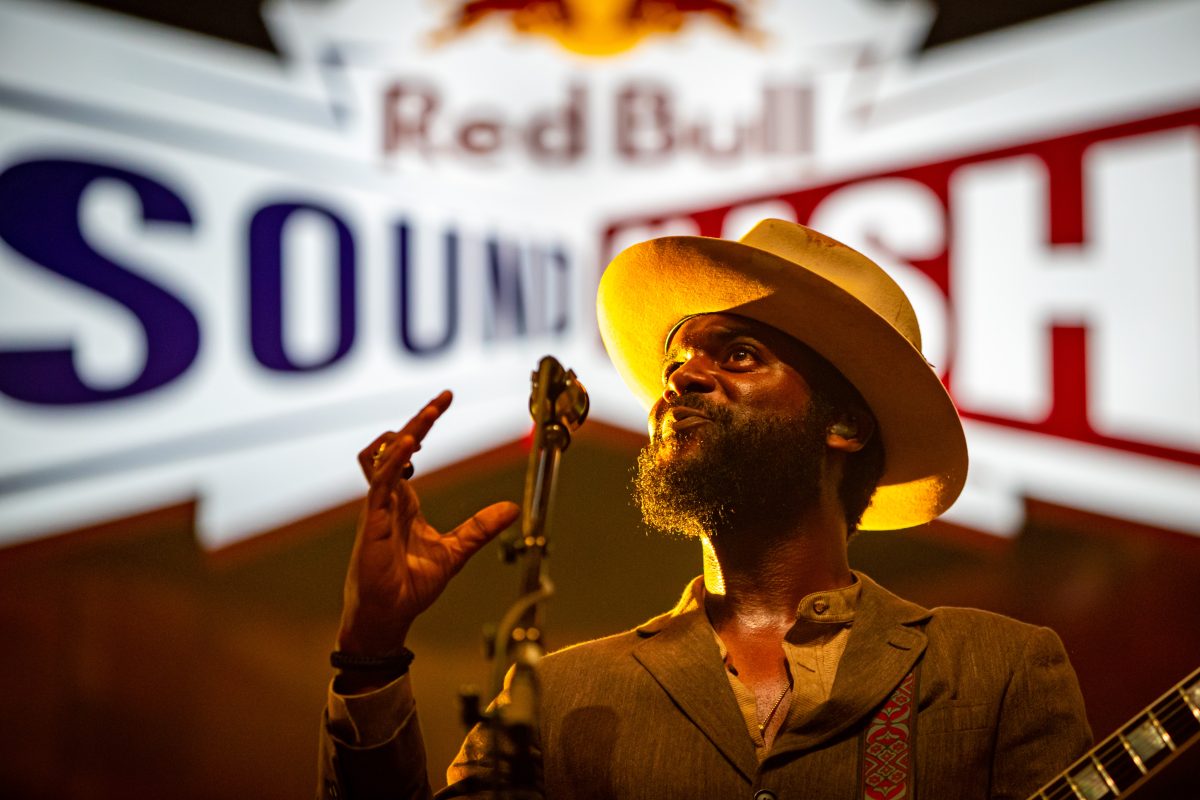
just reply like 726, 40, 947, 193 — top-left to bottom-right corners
632, 581, 760, 781
770, 571, 930, 757
631, 571, 931, 773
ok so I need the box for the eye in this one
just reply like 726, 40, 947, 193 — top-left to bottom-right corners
661, 361, 682, 383
725, 346, 758, 367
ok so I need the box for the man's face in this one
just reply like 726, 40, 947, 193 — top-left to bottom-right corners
647, 314, 823, 452
633, 314, 834, 539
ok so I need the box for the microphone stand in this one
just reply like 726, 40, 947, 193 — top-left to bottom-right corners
460, 355, 588, 800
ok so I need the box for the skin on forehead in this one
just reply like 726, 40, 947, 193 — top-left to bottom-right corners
664, 315, 760, 356
662, 313, 828, 385
660, 312, 874, 429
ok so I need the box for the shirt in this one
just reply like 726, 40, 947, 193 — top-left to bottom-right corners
679, 576, 861, 760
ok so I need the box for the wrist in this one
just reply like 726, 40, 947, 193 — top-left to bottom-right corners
334, 623, 412, 658
330, 646, 414, 695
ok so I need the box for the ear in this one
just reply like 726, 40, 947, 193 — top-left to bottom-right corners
826, 412, 875, 454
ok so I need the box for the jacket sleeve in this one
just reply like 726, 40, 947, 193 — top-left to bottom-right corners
317, 674, 435, 800
989, 626, 1093, 800
317, 674, 529, 800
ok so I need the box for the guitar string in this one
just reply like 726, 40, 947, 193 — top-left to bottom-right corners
1037, 689, 1198, 798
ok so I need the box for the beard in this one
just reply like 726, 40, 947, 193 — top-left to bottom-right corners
633, 393, 829, 540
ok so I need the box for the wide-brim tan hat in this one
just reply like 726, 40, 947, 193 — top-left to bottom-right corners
597, 218, 967, 531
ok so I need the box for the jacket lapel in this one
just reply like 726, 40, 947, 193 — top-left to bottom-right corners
771, 572, 931, 757
632, 597, 760, 782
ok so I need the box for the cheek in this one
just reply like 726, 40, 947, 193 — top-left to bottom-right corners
647, 403, 666, 439
729, 377, 811, 413
762, 369, 814, 408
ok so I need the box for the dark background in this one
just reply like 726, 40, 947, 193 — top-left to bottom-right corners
2, 420, 1198, 797
71, 0, 1113, 56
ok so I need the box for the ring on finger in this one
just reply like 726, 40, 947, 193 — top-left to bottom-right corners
372, 441, 414, 479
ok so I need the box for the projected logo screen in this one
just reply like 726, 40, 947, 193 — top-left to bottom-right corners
1, 0, 1197, 549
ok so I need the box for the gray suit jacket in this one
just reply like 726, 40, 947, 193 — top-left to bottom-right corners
319, 573, 1092, 799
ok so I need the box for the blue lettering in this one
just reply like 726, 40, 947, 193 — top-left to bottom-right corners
396, 222, 458, 356
485, 236, 528, 340
248, 203, 356, 372
484, 237, 572, 340
0, 158, 199, 404
540, 245, 569, 335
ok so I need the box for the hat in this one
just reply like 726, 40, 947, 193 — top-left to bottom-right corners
597, 219, 967, 531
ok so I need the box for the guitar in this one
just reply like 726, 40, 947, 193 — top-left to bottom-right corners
1030, 666, 1200, 799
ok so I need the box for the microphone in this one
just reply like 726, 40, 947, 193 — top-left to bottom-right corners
529, 355, 589, 436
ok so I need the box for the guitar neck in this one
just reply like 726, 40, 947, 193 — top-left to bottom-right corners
1031, 666, 1200, 799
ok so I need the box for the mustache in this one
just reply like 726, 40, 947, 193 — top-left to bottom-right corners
661, 393, 732, 421
651, 394, 735, 442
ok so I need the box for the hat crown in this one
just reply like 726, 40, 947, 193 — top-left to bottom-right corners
740, 219, 922, 353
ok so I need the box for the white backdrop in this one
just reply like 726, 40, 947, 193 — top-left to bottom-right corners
1, 0, 1197, 548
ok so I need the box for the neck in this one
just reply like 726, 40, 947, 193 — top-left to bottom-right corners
701, 499, 852, 632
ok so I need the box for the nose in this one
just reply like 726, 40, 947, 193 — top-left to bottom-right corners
664, 353, 717, 401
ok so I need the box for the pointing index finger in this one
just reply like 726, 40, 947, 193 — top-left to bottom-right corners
403, 389, 453, 447
360, 391, 453, 487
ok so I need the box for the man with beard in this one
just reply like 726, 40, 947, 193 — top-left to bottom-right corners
318, 219, 1092, 799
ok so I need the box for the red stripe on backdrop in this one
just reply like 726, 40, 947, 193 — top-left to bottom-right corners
603, 104, 1200, 468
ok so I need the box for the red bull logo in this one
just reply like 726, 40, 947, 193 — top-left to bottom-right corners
432, 0, 761, 56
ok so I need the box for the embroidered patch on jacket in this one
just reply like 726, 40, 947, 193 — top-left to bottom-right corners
862, 671, 916, 799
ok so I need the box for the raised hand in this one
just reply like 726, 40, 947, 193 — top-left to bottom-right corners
335, 390, 520, 661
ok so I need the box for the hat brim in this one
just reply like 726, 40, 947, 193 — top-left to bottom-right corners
597, 236, 967, 531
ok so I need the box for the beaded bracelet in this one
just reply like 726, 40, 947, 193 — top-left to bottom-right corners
329, 647, 415, 673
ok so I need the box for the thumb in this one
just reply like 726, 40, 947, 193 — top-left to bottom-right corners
450, 501, 520, 558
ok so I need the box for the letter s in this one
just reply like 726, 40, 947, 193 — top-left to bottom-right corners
0, 158, 199, 404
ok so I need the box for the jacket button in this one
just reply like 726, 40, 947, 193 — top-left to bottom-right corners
813, 599, 829, 614
753, 791, 777, 800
